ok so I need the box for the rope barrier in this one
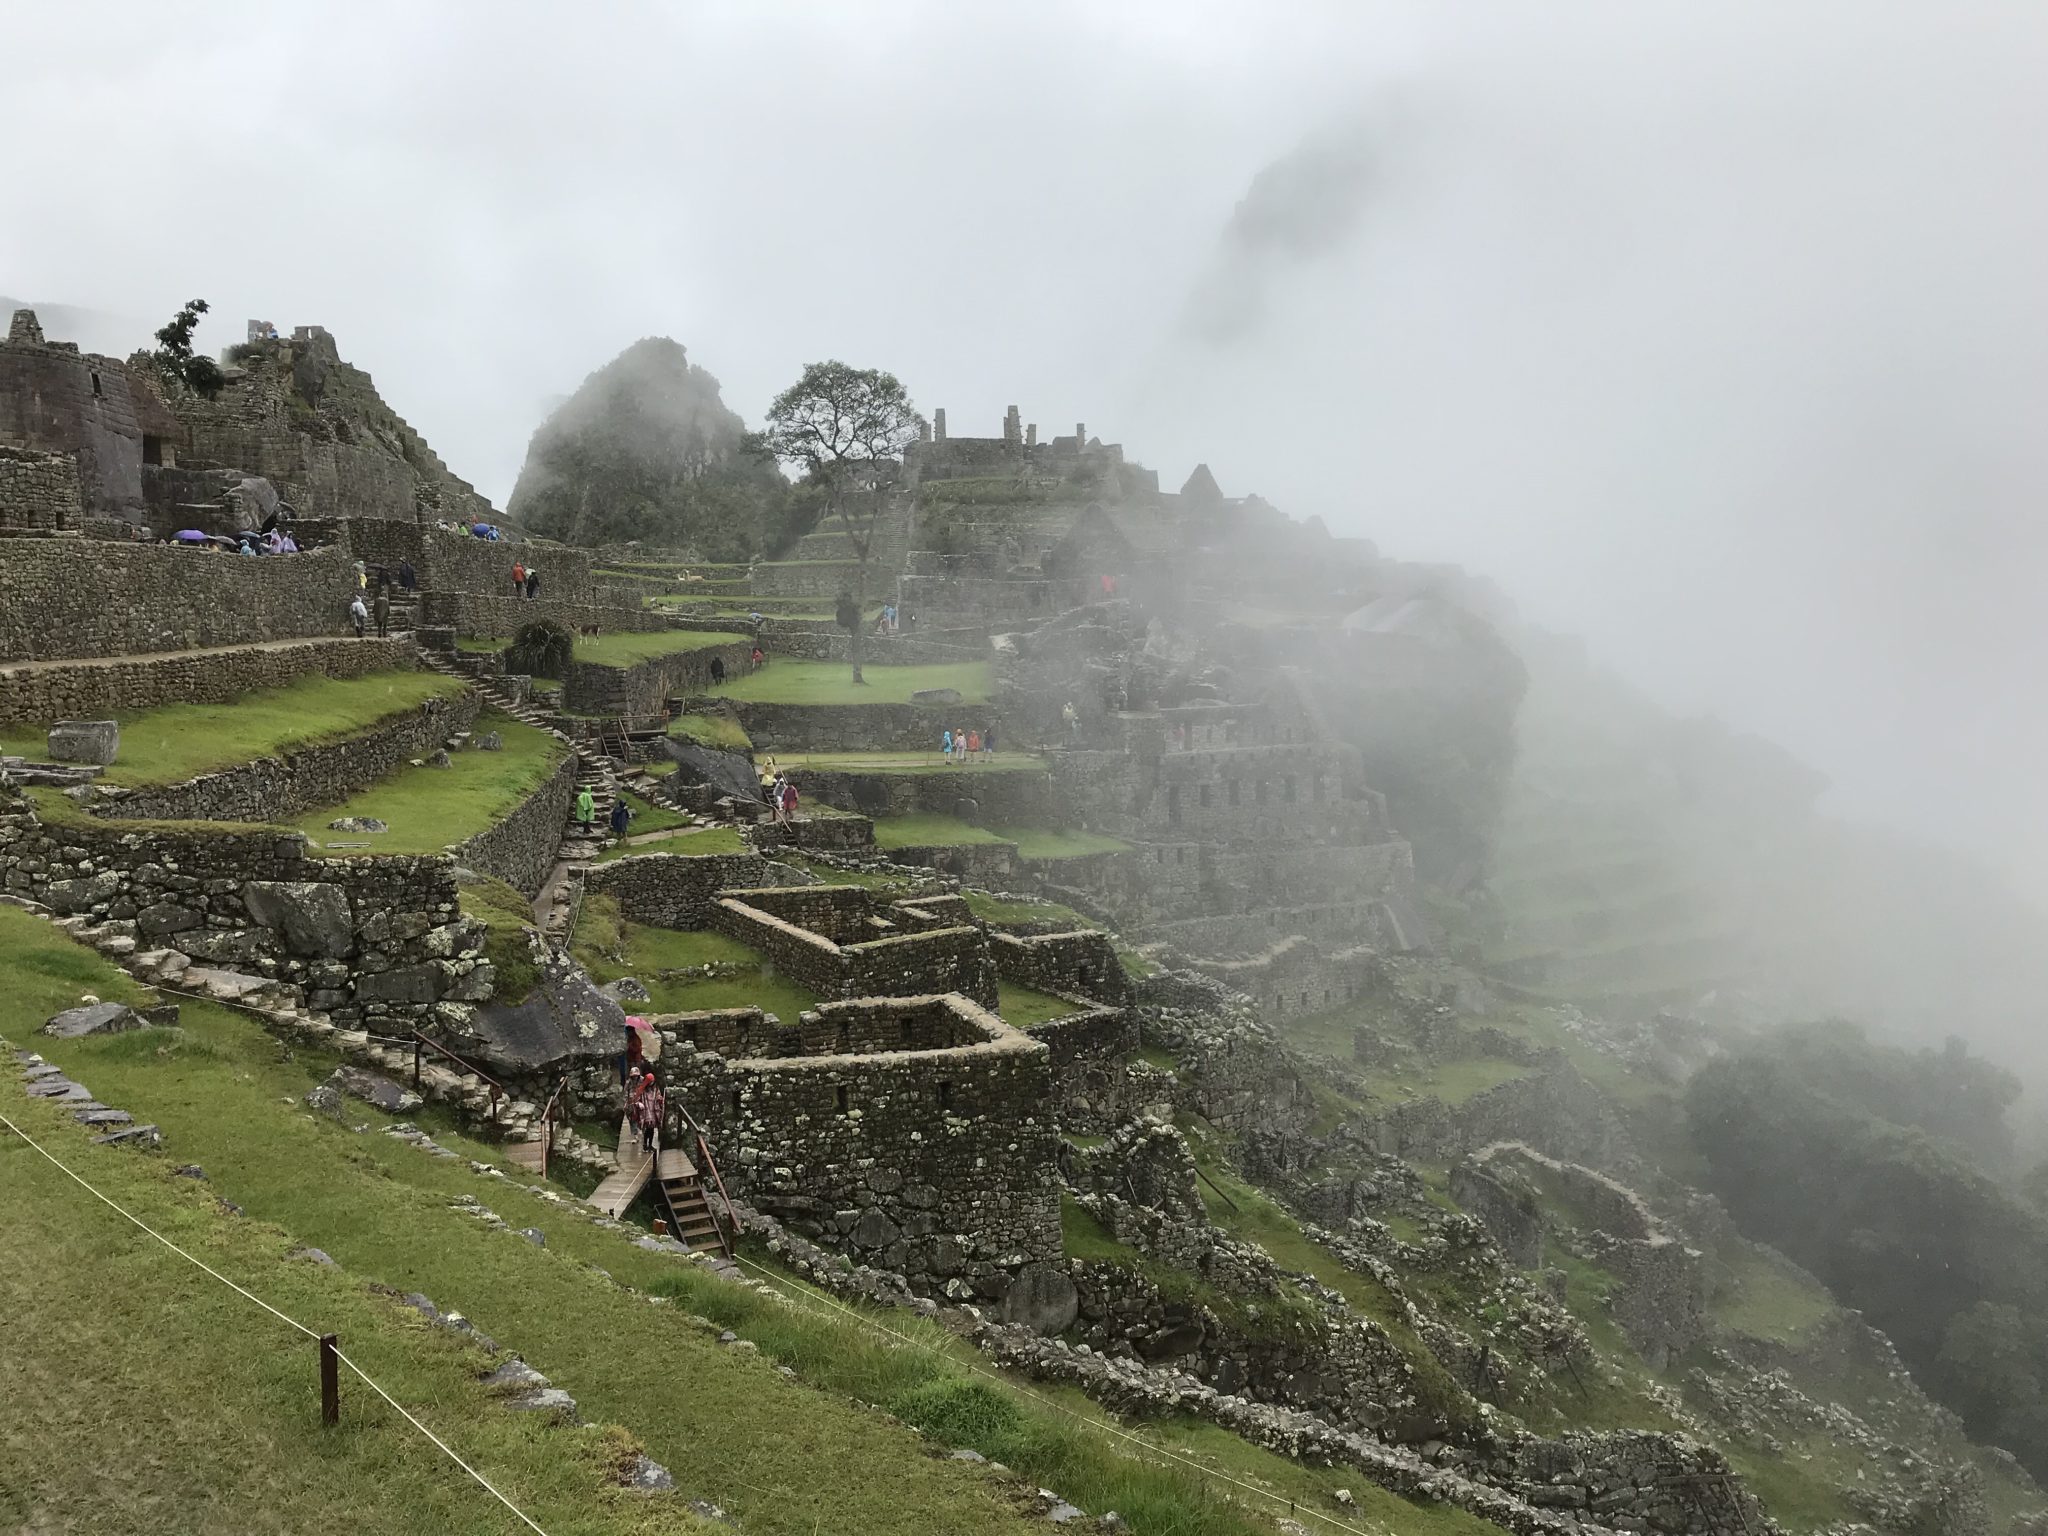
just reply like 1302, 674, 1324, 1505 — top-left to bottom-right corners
0, 1107, 552, 1536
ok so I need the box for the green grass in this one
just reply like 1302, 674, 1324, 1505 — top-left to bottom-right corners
615, 789, 690, 836
0, 670, 464, 787
1002, 826, 1132, 859
1708, 1246, 1835, 1345
0, 1073, 716, 1536
290, 713, 566, 855
776, 750, 1044, 775
962, 892, 1094, 929
593, 826, 751, 864
701, 661, 993, 707
1062, 1196, 1141, 1263
872, 814, 1011, 850
668, 713, 753, 752
458, 877, 540, 1005
572, 903, 819, 1023
998, 983, 1086, 1029
572, 630, 748, 668
456, 636, 511, 654
1361, 1058, 1533, 1108
777, 857, 938, 896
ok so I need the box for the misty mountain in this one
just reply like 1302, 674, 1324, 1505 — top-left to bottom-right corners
0, 294, 147, 356
505, 337, 798, 559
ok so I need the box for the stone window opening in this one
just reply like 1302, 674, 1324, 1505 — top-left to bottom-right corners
835, 1084, 850, 1114
937, 1080, 955, 1111
1283, 776, 1296, 803
1176, 845, 1188, 865
89, 370, 102, 398
142, 434, 164, 466
1299, 991, 1310, 1010
899, 1016, 915, 1044
1167, 785, 1182, 825
729, 1088, 742, 1117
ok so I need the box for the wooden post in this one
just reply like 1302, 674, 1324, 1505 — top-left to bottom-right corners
653, 1218, 669, 1238
412, 1037, 422, 1092
319, 1334, 339, 1426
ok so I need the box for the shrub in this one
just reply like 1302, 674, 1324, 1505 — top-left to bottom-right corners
890, 1377, 1023, 1448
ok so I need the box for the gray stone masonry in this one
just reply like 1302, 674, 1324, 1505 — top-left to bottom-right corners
0, 444, 83, 531
0, 634, 416, 726
46, 720, 119, 765
454, 745, 578, 897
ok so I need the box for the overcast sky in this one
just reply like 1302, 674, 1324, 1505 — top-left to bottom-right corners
7, 2, 2045, 898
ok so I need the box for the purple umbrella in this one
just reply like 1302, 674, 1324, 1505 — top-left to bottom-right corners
175, 529, 208, 543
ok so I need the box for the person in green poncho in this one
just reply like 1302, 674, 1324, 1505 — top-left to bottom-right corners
576, 787, 594, 832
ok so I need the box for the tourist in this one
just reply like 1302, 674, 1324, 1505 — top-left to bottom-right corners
354, 560, 369, 591
636, 1071, 665, 1156
524, 568, 540, 600
780, 778, 800, 823
709, 654, 726, 686
941, 727, 954, 763
621, 1016, 645, 1087
1174, 722, 1187, 752
1062, 701, 1079, 740
750, 645, 764, 668
397, 559, 416, 592
279, 531, 299, 554
348, 594, 368, 638
758, 754, 779, 798
372, 583, 391, 637
609, 797, 631, 837
984, 722, 997, 758
513, 560, 526, 598
966, 728, 981, 761
576, 786, 595, 832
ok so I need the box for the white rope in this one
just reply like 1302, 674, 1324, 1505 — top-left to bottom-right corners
0, 1107, 553, 1536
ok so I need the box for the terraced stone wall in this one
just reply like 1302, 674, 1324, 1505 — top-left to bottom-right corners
582, 851, 777, 929
0, 444, 82, 531
731, 700, 1002, 753
87, 688, 478, 825
0, 788, 485, 1031
720, 884, 873, 943
843, 924, 998, 1008
1023, 1004, 1139, 1073
0, 541, 358, 662
664, 994, 1061, 1288
418, 590, 664, 642
876, 840, 1016, 885
789, 761, 1059, 824
562, 637, 751, 717
990, 928, 1132, 1006
453, 745, 578, 896
0, 635, 415, 725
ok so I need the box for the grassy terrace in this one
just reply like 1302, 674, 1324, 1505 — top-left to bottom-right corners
291, 712, 566, 854
998, 983, 1087, 1028
669, 713, 753, 751
573, 899, 820, 1022
779, 750, 1045, 774
0, 670, 463, 787
872, 814, 1130, 859
699, 661, 993, 706
573, 629, 749, 667
593, 824, 751, 864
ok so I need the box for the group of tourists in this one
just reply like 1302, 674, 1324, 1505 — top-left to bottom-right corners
510, 561, 541, 599
618, 1017, 668, 1153
872, 602, 913, 634
939, 725, 995, 762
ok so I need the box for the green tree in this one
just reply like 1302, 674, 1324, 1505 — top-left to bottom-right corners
762, 361, 923, 685
152, 298, 225, 399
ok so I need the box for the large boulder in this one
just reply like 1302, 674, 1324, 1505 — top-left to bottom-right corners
240, 881, 353, 959
999, 1261, 1079, 1335
662, 739, 757, 803
461, 952, 622, 1075
46, 721, 118, 765
42, 1002, 147, 1039
910, 688, 962, 705
323, 1065, 423, 1115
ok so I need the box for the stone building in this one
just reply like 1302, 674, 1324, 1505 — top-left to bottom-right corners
0, 308, 181, 524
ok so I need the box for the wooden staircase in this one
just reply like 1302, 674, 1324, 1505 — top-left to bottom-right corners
655, 1150, 726, 1254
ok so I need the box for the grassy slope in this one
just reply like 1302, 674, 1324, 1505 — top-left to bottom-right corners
0, 670, 463, 786
0, 1077, 721, 1536
702, 662, 994, 707
573, 630, 749, 667
998, 983, 1086, 1028
593, 826, 752, 863
778, 750, 1045, 775
3, 905, 1491, 1536
669, 713, 753, 751
291, 712, 566, 854
874, 814, 1011, 849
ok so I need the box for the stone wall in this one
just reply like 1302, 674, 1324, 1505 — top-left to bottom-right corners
562, 637, 752, 717
990, 928, 1133, 1006
0, 788, 486, 1030
877, 839, 1017, 884
720, 884, 874, 943
789, 761, 1059, 824
709, 894, 1000, 1007
0, 540, 359, 662
453, 745, 578, 897
418, 590, 664, 643
0, 444, 83, 531
731, 700, 1002, 753
0, 635, 415, 726
661, 992, 1061, 1286
580, 851, 776, 928
1359, 1055, 1629, 1171
86, 689, 478, 825
1024, 1004, 1139, 1073
0, 314, 178, 517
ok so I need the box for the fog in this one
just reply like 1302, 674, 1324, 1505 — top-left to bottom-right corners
6, 1, 2046, 903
